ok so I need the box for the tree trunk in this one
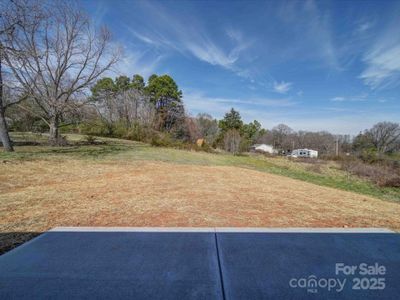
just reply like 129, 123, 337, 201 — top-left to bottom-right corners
49, 116, 60, 144
0, 107, 13, 152
0, 54, 14, 152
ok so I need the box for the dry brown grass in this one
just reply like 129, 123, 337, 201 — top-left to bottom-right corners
1, 158, 400, 249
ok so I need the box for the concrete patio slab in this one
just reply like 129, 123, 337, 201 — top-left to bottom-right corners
0, 228, 399, 299
217, 232, 400, 299
0, 230, 223, 299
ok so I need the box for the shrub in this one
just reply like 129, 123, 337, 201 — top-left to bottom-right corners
126, 124, 157, 143
79, 120, 113, 137
306, 164, 323, 173
59, 124, 80, 134
340, 159, 400, 187
199, 141, 214, 153
112, 122, 129, 139
150, 133, 174, 147
49, 135, 68, 146
358, 148, 379, 164
84, 135, 97, 145
379, 176, 400, 188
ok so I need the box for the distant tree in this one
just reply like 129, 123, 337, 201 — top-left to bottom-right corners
148, 74, 158, 85
240, 120, 263, 151
224, 129, 241, 154
5, 97, 46, 132
242, 120, 261, 141
217, 108, 243, 151
337, 134, 352, 154
129, 74, 146, 122
146, 74, 182, 105
182, 117, 201, 142
91, 78, 116, 96
353, 132, 374, 152
367, 122, 400, 153
131, 74, 145, 91
145, 74, 183, 131
272, 124, 293, 150
195, 113, 219, 144
257, 130, 274, 145
90, 78, 117, 134
219, 108, 243, 132
115, 76, 130, 91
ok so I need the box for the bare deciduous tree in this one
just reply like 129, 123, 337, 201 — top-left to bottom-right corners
2, 1, 119, 143
368, 122, 400, 153
271, 124, 293, 150
0, 0, 38, 151
195, 113, 219, 144
224, 129, 241, 154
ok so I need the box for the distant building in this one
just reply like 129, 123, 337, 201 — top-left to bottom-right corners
250, 144, 277, 154
290, 149, 318, 158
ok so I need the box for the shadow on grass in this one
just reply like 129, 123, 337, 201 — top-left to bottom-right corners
0, 232, 42, 256
1, 142, 150, 161
39, 145, 131, 157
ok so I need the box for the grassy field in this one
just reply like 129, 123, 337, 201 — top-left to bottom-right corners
1, 132, 400, 253
3, 132, 400, 202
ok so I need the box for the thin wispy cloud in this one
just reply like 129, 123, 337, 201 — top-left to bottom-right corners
130, 31, 161, 47
184, 89, 295, 113
277, 0, 340, 70
330, 94, 368, 102
356, 21, 374, 33
126, 1, 252, 77
226, 28, 243, 42
92, 1, 108, 28
112, 46, 164, 79
273, 81, 292, 94
185, 38, 239, 68
360, 44, 400, 88
331, 97, 345, 102
305, 4, 340, 70
359, 6, 400, 89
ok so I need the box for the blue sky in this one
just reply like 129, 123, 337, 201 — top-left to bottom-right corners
81, 0, 400, 134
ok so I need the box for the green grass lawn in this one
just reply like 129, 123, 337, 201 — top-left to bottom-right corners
2, 132, 399, 202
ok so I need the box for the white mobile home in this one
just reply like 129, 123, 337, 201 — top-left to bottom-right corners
290, 148, 318, 158
250, 144, 277, 154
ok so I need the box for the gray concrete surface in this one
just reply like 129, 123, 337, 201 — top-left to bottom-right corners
218, 232, 400, 299
0, 228, 399, 299
0, 231, 223, 299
